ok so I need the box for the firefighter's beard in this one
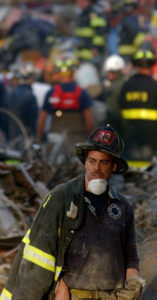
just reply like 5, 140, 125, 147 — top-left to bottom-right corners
88, 179, 108, 195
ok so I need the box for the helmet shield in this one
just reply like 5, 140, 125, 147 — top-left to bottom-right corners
75, 124, 128, 174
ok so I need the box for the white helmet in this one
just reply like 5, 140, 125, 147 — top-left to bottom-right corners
104, 55, 125, 72
12, 62, 39, 80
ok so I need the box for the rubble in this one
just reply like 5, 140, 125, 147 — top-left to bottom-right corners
119, 166, 157, 242
138, 233, 157, 300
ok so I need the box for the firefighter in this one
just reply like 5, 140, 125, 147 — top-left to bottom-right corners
140, 10, 157, 80
37, 55, 94, 154
0, 124, 144, 300
120, 49, 157, 168
118, 0, 149, 62
105, 0, 124, 55
74, 0, 107, 68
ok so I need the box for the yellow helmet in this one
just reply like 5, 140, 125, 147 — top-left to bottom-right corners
54, 56, 78, 76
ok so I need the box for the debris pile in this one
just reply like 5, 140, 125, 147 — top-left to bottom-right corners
119, 164, 157, 242
0, 158, 52, 246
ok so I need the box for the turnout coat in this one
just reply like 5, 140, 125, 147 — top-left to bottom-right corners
0, 175, 138, 300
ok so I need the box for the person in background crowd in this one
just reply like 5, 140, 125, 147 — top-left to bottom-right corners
135, 0, 155, 20
118, 0, 149, 63
7, 61, 39, 144
0, 124, 145, 300
105, 0, 124, 55
120, 49, 157, 168
74, 0, 108, 68
140, 9, 157, 80
37, 55, 94, 154
102, 54, 126, 137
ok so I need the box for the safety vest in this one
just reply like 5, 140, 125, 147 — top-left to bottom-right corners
51, 85, 82, 110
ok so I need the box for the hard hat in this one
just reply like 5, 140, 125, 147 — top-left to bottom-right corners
75, 124, 128, 174
104, 55, 125, 72
132, 49, 156, 67
54, 55, 78, 76
14, 62, 38, 80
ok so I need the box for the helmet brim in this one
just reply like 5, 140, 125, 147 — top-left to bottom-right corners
75, 142, 128, 174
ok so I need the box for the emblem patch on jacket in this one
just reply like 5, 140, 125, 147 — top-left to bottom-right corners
107, 203, 121, 219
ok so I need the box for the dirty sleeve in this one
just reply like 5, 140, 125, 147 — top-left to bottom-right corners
2, 185, 65, 300
125, 202, 139, 271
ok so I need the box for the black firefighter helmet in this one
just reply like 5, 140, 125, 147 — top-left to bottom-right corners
75, 124, 128, 174
132, 49, 156, 68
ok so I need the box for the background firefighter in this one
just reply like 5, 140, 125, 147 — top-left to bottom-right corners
37, 55, 94, 159
119, 49, 157, 168
74, 0, 107, 68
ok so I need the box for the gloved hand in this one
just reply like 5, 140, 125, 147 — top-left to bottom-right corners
100, 292, 117, 300
116, 275, 145, 300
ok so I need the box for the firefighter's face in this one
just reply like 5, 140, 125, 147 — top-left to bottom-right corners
85, 150, 117, 183
59, 71, 74, 83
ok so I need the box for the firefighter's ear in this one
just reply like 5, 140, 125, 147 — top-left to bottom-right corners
112, 162, 117, 173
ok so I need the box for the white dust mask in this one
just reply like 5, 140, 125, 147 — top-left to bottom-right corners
88, 179, 108, 195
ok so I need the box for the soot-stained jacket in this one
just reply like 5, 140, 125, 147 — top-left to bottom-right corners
0, 175, 139, 300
